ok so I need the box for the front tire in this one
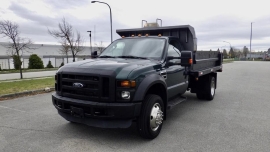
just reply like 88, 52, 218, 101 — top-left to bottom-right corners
137, 94, 164, 139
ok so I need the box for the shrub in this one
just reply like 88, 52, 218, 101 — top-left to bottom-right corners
46, 60, 54, 68
59, 62, 64, 68
28, 54, 44, 69
13, 55, 22, 70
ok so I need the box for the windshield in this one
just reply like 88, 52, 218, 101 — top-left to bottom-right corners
100, 38, 166, 60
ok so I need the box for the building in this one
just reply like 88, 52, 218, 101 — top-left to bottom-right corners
0, 42, 104, 69
246, 52, 267, 60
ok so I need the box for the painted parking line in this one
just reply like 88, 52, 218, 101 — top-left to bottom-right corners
0, 105, 26, 112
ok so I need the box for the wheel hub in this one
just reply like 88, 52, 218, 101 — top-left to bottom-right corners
150, 103, 163, 131
211, 80, 215, 96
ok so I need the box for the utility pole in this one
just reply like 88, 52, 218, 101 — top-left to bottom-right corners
250, 22, 253, 59
94, 25, 96, 45
87, 31, 92, 57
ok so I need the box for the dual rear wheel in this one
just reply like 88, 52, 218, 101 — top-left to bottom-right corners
196, 75, 216, 100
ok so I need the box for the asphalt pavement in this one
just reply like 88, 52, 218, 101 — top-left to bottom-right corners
0, 61, 270, 152
0, 70, 57, 81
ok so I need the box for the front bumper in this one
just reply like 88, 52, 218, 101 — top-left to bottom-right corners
52, 93, 141, 128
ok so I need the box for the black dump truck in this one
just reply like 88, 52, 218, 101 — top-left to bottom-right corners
52, 24, 223, 139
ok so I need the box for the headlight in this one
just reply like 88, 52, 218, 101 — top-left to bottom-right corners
121, 91, 130, 99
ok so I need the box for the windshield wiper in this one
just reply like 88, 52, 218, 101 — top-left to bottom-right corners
117, 55, 149, 60
99, 55, 116, 58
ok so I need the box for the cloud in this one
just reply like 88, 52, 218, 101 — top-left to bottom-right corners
1, 0, 270, 51
45, 0, 90, 10
6, 1, 128, 45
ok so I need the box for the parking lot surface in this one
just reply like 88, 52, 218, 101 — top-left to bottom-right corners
0, 61, 270, 152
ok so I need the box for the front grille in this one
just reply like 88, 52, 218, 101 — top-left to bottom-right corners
57, 73, 114, 102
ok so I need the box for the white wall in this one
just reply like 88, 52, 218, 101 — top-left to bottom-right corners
0, 59, 10, 69
0, 56, 86, 70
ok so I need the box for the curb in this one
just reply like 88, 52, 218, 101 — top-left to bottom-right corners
0, 87, 55, 99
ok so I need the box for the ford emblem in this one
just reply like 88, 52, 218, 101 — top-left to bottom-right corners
73, 83, 84, 88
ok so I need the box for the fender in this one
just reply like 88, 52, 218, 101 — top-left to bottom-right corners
133, 73, 167, 102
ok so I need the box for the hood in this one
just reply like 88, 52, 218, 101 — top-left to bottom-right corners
58, 58, 160, 79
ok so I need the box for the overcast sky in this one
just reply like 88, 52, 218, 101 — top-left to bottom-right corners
0, 0, 269, 51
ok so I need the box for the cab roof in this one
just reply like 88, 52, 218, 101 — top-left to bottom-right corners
116, 25, 197, 51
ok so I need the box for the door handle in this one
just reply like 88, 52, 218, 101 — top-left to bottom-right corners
160, 70, 167, 79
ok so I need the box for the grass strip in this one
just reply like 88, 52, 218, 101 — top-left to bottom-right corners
0, 68, 58, 74
0, 77, 54, 95
223, 59, 234, 64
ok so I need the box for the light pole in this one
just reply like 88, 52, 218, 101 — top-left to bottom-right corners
220, 46, 226, 50
223, 41, 232, 58
250, 22, 253, 59
91, 1, 112, 43
87, 31, 92, 56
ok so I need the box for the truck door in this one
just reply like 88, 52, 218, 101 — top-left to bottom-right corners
165, 39, 188, 98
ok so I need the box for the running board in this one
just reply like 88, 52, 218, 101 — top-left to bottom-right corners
167, 96, 187, 110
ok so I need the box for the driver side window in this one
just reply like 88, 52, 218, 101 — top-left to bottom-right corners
168, 44, 181, 63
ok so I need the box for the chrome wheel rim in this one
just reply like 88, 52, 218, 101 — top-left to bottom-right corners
150, 103, 163, 131
211, 79, 215, 96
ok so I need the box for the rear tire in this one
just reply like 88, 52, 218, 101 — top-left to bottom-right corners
196, 75, 216, 101
205, 76, 215, 100
137, 94, 164, 139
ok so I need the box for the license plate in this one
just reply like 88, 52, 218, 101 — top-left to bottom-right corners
71, 106, 84, 118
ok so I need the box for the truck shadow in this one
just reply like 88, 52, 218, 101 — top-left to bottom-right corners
55, 92, 209, 143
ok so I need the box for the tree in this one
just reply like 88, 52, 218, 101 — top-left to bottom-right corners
28, 54, 44, 69
12, 55, 21, 70
59, 40, 70, 63
94, 41, 105, 54
48, 18, 84, 62
222, 49, 228, 58
0, 20, 33, 79
229, 47, 235, 58
46, 60, 54, 68
243, 46, 249, 58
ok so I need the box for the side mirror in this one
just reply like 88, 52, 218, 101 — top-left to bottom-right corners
180, 51, 193, 66
166, 51, 193, 67
91, 51, 98, 58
